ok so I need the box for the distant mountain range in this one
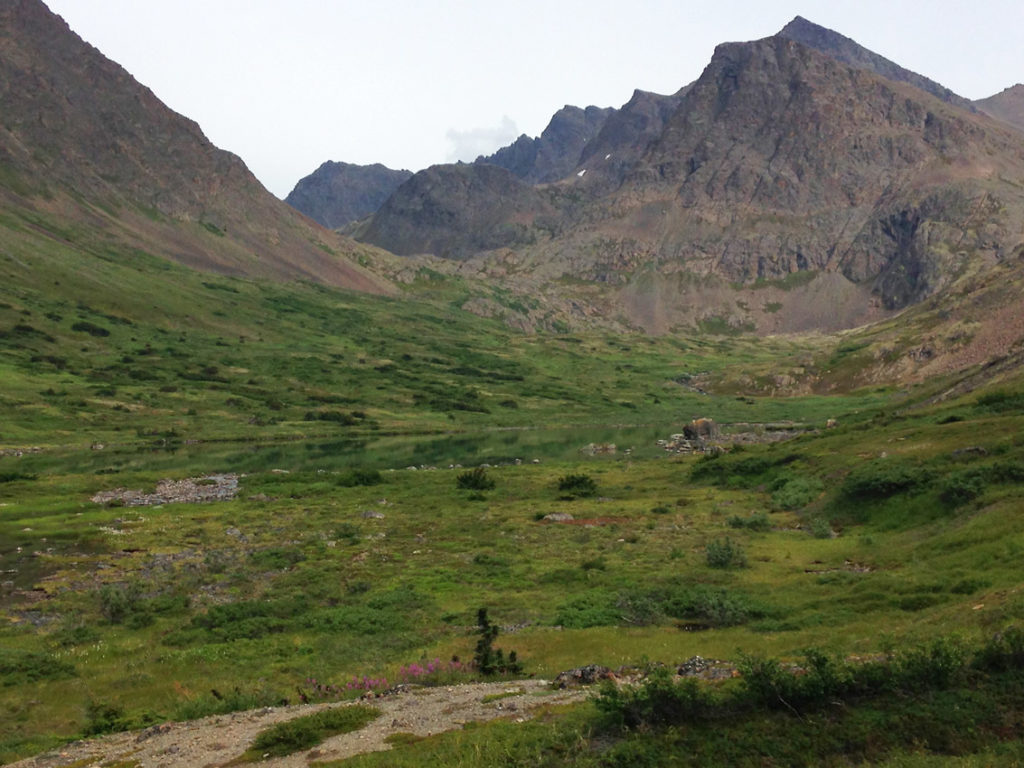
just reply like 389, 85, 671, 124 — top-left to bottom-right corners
330, 17, 1024, 336
3, 0, 1024, 363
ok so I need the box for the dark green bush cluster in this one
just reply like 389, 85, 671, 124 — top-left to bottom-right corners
975, 389, 1024, 413
164, 597, 310, 645
250, 547, 306, 570
71, 320, 110, 337
557, 473, 597, 497
940, 462, 1024, 507
705, 538, 747, 569
303, 410, 365, 425
597, 635, 995, 732
727, 512, 771, 531
249, 705, 380, 757
556, 585, 765, 629
0, 649, 76, 686
840, 459, 932, 500
456, 467, 496, 491
81, 700, 159, 736
691, 455, 773, 488
770, 476, 823, 510
596, 667, 711, 728
336, 468, 382, 487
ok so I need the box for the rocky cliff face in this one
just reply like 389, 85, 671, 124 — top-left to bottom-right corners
285, 162, 412, 229
0, 0, 389, 293
975, 84, 1024, 133
476, 105, 613, 184
354, 163, 557, 259
605, 35, 1024, 305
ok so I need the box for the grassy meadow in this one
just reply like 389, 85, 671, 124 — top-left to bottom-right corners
3, 212, 1024, 763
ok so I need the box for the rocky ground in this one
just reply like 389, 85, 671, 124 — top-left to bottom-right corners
9, 680, 587, 768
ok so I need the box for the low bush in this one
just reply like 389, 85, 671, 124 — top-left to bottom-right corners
705, 538, 747, 569
727, 512, 771, 531
596, 667, 711, 728
557, 473, 597, 497
841, 459, 932, 500
336, 468, 382, 487
456, 467, 495, 491
0, 649, 76, 686
248, 705, 380, 758
770, 476, 823, 510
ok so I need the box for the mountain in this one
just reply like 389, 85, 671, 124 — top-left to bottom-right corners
284, 161, 412, 229
475, 104, 613, 184
355, 163, 555, 259
975, 84, 1024, 132
0, 0, 389, 293
356, 22, 1024, 336
778, 16, 975, 112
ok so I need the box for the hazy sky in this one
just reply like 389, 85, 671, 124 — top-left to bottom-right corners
44, 0, 1024, 199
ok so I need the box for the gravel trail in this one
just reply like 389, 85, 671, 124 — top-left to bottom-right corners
9, 679, 587, 768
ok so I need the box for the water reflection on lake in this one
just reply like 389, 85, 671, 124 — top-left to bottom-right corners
20, 425, 686, 477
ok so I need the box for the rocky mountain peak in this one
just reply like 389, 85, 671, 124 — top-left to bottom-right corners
284, 161, 413, 229
475, 103, 613, 184
975, 84, 1024, 132
778, 16, 975, 111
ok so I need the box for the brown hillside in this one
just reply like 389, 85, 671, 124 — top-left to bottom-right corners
0, 0, 390, 293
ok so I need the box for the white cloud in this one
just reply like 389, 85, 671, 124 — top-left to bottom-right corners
445, 115, 520, 163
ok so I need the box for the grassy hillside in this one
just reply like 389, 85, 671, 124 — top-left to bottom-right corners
3, 202, 1024, 765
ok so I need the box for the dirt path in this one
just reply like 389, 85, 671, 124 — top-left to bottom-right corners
9, 680, 588, 768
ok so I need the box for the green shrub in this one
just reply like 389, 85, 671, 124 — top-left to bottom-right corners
98, 582, 143, 624
557, 473, 597, 497
668, 586, 761, 627
336, 468, 382, 487
705, 538, 747, 569
940, 469, 987, 506
841, 459, 932, 500
809, 517, 833, 538
727, 512, 771, 531
456, 467, 496, 491
976, 389, 1024, 413
596, 667, 711, 729
71, 320, 110, 337
0, 649, 76, 686
770, 477, 823, 510
250, 547, 305, 570
974, 626, 1024, 672
82, 701, 132, 736
249, 705, 380, 758
555, 593, 619, 628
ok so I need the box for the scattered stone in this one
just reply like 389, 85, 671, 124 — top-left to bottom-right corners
554, 664, 615, 688
952, 446, 988, 457
580, 442, 616, 455
542, 512, 574, 522
91, 474, 240, 506
361, 510, 385, 519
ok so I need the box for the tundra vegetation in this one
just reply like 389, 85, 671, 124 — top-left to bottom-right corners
2, 232, 1024, 764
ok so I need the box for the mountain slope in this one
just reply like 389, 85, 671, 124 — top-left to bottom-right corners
975, 84, 1024, 133
284, 161, 412, 229
0, 0, 390, 293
